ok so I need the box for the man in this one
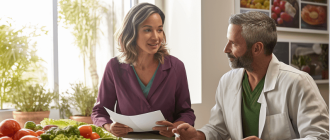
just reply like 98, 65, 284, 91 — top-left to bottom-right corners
173, 11, 329, 140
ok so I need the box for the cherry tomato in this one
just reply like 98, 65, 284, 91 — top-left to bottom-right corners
35, 130, 44, 136
12, 129, 37, 140
78, 125, 92, 138
19, 135, 38, 140
0, 136, 13, 140
0, 119, 21, 138
90, 132, 100, 140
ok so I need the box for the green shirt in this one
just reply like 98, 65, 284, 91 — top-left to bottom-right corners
132, 63, 160, 98
241, 71, 265, 138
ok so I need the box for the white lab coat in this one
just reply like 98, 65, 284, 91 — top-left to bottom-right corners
199, 54, 329, 140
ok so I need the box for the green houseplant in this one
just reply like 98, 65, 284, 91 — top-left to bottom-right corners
60, 82, 98, 124
11, 84, 56, 127
0, 20, 48, 121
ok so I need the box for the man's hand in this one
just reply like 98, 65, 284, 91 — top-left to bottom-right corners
104, 122, 133, 137
172, 123, 198, 140
243, 136, 262, 140
153, 120, 175, 137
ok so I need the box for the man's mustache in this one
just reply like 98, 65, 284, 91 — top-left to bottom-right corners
227, 53, 236, 59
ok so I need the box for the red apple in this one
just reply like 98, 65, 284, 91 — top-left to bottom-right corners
273, 0, 280, 7
277, 18, 283, 25
271, 13, 278, 21
274, 6, 281, 15
280, 1, 286, 11
271, 5, 275, 12
280, 12, 292, 22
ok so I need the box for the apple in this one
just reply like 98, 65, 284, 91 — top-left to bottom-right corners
273, 0, 280, 7
271, 13, 278, 21
280, 1, 286, 11
277, 17, 283, 25
280, 12, 292, 22
271, 5, 275, 12
274, 6, 281, 15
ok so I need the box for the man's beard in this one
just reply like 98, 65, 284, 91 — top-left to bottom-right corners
227, 49, 254, 72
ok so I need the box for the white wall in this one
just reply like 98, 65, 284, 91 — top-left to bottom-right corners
192, 0, 329, 129
164, 0, 202, 104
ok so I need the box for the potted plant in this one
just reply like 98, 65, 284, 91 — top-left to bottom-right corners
11, 84, 56, 127
0, 20, 46, 121
60, 82, 98, 124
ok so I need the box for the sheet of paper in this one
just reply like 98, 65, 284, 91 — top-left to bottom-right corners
104, 107, 166, 132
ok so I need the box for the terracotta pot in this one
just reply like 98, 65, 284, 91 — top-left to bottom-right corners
13, 111, 50, 127
70, 115, 93, 124
322, 69, 329, 79
0, 109, 15, 121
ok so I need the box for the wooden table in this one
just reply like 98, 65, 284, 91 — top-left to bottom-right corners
122, 133, 175, 140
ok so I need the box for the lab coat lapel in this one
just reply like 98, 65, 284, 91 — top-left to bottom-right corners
231, 68, 245, 140
257, 54, 280, 138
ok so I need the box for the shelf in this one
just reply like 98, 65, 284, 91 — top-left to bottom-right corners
315, 79, 329, 84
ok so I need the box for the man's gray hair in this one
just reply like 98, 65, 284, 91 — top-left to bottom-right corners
229, 11, 277, 55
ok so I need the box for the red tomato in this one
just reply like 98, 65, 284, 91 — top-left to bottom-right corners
280, 12, 292, 22
19, 135, 38, 140
0, 119, 21, 138
280, 1, 286, 11
90, 132, 100, 140
274, 6, 281, 15
271, 5, 275, 12
271, 13, 278, 21
78, 125, 92, 138
0, 136, 13, 140
35, 130, 44, 136
273, 0, 280, 7
277, 17, 283, 25
12, 129, 37, 140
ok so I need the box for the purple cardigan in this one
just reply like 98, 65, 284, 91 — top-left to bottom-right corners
91, 55, 196, 127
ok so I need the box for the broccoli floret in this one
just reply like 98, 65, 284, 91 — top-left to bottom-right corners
34, 124, 43, 131
40, 133, 52, 140
24, 121, 36, 130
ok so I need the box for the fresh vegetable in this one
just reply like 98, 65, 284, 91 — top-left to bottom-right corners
12, 129, 37, 140
34, 124, 43, 131
78, 125, 92, 138
0, 136, 13, 140
53, 134, 89, 140
35, 130, 44, 136
43, 125, 58, 131
19, 135, 38, 140
40, 125, 80, 140
90, 132, 100, 140
0, 119, 21, 138
41, 118, 86, 129
24, 121, 36, 130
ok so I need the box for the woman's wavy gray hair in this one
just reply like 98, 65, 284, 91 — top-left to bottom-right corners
229, 11, 277, 55
115, 3, 169, 64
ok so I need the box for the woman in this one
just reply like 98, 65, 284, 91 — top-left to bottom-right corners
91, 3, 195, 138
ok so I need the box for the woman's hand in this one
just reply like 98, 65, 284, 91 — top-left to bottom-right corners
104, 122, 133, 137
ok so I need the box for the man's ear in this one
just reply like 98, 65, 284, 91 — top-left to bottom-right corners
252, 42, 264, 56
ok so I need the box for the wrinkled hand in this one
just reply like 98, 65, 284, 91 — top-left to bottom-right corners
104, 122, 133, 137
172, 123, 197, 140
152, 120, 174, 137
243, 136, 262, 140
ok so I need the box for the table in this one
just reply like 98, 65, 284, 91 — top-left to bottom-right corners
122, 133, 175, 140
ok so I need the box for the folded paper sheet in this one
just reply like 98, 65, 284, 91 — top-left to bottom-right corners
104, 107, 166, 132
